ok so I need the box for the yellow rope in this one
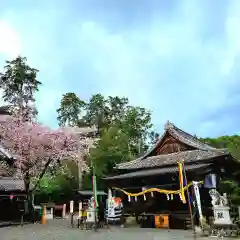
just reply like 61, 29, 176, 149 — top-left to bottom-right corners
113, 181, 203, 197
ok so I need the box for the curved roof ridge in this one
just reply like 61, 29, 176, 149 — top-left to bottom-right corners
140, 121, 218, 160
167, 122, 217, 151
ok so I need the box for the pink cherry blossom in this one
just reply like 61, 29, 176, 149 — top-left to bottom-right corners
0, 113, 89, 191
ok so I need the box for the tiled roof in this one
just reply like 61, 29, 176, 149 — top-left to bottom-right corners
116, 121, 228, 170
0, 177, 25, 191
0, 144, 13, 159
77, 190, 107, 196
141, 121, 217, 160
59, 126, 98, 136
116, 149, 228, 170
105, 163, 212, 180
0, 105, 12, 116
165, 121, 217, 151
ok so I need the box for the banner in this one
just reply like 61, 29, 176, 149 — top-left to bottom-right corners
193, 181, 203, 224
178, 161, 186, 203
92, 175, 99, 208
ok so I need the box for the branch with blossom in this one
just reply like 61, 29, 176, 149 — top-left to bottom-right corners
0, 114, 89, 192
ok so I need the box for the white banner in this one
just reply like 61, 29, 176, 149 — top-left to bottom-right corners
193, 181, 203, 223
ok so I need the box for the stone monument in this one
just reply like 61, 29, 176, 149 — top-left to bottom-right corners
86, 197, 96, 223
209, 189, 232, 225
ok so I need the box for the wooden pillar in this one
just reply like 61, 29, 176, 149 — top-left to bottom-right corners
41, 205, 47, 224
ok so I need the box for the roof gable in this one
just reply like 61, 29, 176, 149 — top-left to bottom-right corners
116, 121, 226, 170
141, 121, 217, 160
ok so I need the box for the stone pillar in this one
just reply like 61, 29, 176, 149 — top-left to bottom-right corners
70, 200, 74, 227
50, 208, 53, 218
62, 204, 66, 218
79, 202, 82, 218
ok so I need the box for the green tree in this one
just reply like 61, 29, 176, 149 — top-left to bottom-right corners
88, 126, 131, 177
0, 56, 41, 121
149, 131, 160, 146
119, 106, 153, 156
202, 135, 240, 159
107, 96, 129, 124
83, 93, 109, 131
57, 92, 86, 126
35, 163, 78, 202
56, 93, 154, 178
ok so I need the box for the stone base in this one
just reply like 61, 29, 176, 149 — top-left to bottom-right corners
213, 206, 232, 225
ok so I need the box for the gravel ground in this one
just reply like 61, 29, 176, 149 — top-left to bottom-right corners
0, 219, 231, 240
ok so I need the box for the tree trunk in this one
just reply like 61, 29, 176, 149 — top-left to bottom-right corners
78, 158, 83, 190
31, 157, 53, 193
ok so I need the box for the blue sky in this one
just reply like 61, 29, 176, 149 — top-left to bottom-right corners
0, 0, 240, 138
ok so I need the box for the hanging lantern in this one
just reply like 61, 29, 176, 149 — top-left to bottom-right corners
135, 196, 137, 202
171, 194, 173, 200
128, 195, 131, 202
151, 192, 154, 197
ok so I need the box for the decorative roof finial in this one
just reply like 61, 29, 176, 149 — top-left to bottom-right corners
164, 120, 174, 130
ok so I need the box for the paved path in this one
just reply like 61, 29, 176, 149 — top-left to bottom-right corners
0, 219, 231, 240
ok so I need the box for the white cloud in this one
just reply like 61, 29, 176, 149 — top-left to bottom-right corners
1, 0, 240, 136
0, 20, 21, 58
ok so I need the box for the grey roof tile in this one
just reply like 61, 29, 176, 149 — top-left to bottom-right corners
0, 177, 25, 191
105, 163, 212, 180
116, 149, 228, 170
116, 121, 229, 170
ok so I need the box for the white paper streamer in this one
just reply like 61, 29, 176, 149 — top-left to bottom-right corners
143, 194, 146, 201
179, 193, 182, 202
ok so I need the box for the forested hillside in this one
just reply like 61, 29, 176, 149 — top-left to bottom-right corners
201, 135, 240, 160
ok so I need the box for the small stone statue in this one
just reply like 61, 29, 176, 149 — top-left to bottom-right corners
209, 189, 220, 206
209, 189, 228, 207
222, 193, 228, 206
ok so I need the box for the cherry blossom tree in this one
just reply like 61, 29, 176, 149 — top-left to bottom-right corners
0, 114, 89, 192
